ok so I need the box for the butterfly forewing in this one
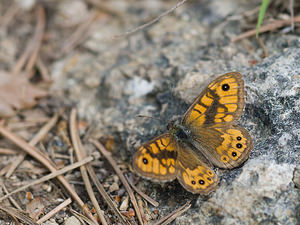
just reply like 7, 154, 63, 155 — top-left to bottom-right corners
182, 72, 245, 128
133, 134, 178, 181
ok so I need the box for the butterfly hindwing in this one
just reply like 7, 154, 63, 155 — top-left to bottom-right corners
190, 125, 253, 169
176, 143, 219, 194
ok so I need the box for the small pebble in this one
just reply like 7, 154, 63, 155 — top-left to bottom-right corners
109, 182, 119, 193
64, 216, 81, 225
119, 196, 129, 211
41, 219, 58, 225
42, 184, 52, 192
16, 0, 36, 10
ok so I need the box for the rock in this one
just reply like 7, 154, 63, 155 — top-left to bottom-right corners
293, 167, 300, 189
174, 48, 300, 225
54, 0, 89, 26
109, 182, 120, 193
16, 0, 36, 10
64, 216, 81, 225
119, 196, 129, 211
42, 220, 59, 225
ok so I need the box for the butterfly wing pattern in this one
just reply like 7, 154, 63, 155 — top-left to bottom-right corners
133, 134, 178, 181
133, 134, 219, 194
175, 142, 219, 194
182, 72, 253, 169
133, 72, 253, 194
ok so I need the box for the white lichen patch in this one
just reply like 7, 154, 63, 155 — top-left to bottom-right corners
126, 77, 155, 98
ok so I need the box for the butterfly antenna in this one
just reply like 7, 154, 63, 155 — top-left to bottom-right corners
136, 114, 163, 123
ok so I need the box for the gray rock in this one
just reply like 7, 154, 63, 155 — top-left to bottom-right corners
173, 48, 300, 225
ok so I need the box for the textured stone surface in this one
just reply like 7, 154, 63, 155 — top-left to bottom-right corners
170, 48, 300, 225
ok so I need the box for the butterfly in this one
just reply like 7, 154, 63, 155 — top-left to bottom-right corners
132, 72, 253, 194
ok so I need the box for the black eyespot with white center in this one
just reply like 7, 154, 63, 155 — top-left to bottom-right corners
191, 180, 196, 185
142, 158, 148, 164
222, 83, 230, 91
237, 136, 242, 141
236, 143, 243, 149
199, 180, 205, 185
232, 152, 237, 157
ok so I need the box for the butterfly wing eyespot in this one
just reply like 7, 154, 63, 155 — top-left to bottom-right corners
176, 144, 219, 194
132, 134, 178, 181
191, 125, 253, 169
177, 165, 218, 194
182, 72, 245, 128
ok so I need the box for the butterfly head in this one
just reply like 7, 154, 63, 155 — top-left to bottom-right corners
166, 115, 181, 132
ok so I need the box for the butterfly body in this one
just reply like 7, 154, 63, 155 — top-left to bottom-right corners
133, 72, 253, 194
168, 120, 190, 141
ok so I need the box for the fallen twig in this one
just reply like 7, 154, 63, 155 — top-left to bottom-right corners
257, 36, 268, 58
70, 208, 96, 225
126, 175, 159, 207
56, 12, 98, 58
7, 120, 50, 130
1, 182, 22, 210
5, 111, 61, 178
138, 199, 147, 225
0, 204, 38, 225
12, 6, 45, 75
0, 148, 17, 155
113, 0, 189, 39
36, 57, 52, 83
86, 166, 130, 225
0, 154, 97, 201
69, 109, 105, 225
91, 139, 144, 225
154, 201, 191, 225
25, 5, 46, 74
0, 164, 11, 176
232, 16, 300, 42
0, 125, 97, 224
36, 198, 72, 224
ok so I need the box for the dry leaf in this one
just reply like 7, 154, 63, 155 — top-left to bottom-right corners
0, 71, 47, 117
26, 197, 45, 220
